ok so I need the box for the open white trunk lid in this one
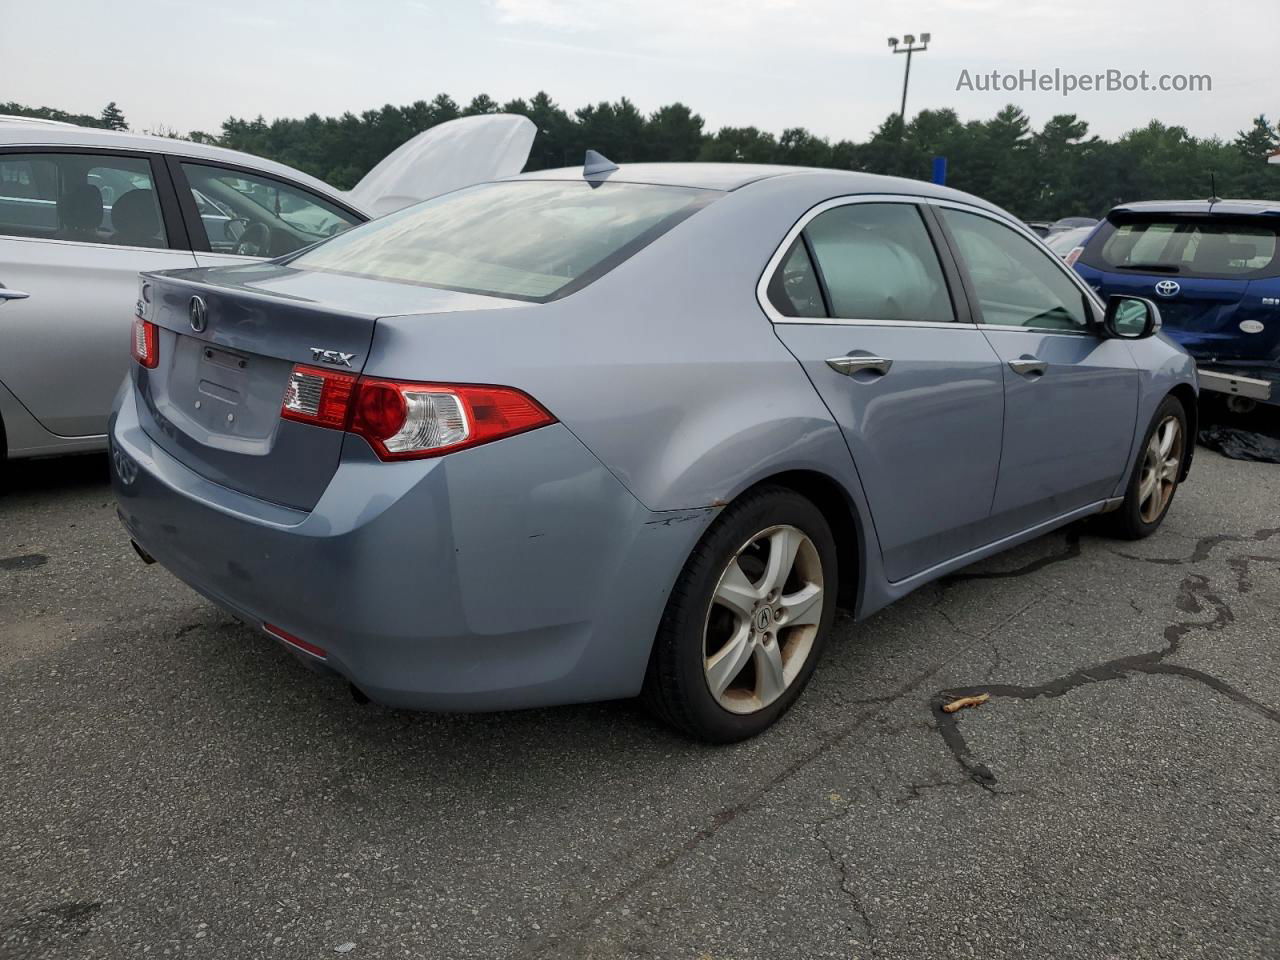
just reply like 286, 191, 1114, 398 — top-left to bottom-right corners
344, 114, 536, 217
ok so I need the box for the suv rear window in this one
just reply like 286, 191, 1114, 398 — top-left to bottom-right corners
289, 180, 718, 302
1083, 217, 1280, 279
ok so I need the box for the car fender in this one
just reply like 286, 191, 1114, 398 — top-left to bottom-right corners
1115, 336, 1199, 494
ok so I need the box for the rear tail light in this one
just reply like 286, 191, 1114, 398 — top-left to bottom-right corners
281, 365, 357, 429
1064, 246, 1084, 268
278, 364, 555, 461
131, 317, 159, 368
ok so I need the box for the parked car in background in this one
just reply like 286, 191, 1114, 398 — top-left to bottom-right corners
111, 160, 1197, 742
1048, 216, 1098, 234
0, 115, 535, 464
1024, 219, 1053, 237
1045, 224, 1095, 263
1073, 200, 1280, 408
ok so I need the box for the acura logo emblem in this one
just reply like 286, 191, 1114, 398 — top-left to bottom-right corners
1154, 280, 1180, 298
189, 295, 208, 333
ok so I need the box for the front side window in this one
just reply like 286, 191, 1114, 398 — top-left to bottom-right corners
290, 180, 718, 302
0, 152, 166, 248
801, 203, 954, 323
941, 208, 1089, 331
1095, 218, 1279, 278
180, 163, 360, 258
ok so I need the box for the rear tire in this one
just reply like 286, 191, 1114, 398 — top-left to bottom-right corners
642, 486, 838, 743
1106, 395, 1188, 540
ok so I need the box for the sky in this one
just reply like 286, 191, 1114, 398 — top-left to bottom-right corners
3, 0, 1276, 144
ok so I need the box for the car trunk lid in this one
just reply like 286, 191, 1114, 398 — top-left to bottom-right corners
343, 114, 536, 217
135, 262, 522, 510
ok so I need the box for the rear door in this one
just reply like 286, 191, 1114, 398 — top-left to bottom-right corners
766, 197, 1005, 582
0, 148, 196, 437
935, 204, 1139, 543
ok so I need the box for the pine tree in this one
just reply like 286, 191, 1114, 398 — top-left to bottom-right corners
99, 101, 128, 131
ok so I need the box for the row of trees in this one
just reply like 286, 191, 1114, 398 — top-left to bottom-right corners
2, 101, 128, 131
6, 95, 1278, 220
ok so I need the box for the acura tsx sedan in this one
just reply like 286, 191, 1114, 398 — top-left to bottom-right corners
109, 159, 1197, 741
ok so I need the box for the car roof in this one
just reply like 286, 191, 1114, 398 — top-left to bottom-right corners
505, 161, 1005, 206
1108, 199, 1280, 218
0, 123, 352, 210
506, 162, 804, 191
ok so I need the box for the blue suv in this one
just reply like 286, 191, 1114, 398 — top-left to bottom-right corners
1073, 200, 1280, 406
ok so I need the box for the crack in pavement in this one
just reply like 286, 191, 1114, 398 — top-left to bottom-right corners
930, 528, 1280, 791
813, 806, 877, 956
1111, 527, 1280, 566
511, 593, 1048, 958
940, 530, 1082, 587
1227, 553, 1280, 595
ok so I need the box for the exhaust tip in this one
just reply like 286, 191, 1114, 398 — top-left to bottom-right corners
130, 539, 156, 565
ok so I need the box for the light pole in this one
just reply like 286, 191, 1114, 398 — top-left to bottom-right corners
887, 33, 930, 134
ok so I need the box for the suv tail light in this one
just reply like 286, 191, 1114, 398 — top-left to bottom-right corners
279, 364, 555, 461
131, 317, 159, 368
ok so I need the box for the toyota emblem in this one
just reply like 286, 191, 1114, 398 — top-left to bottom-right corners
1154, 280, 1180, 298
189, 295, 208, 333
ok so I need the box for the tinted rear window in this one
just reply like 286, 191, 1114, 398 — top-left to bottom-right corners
1084, 217, 1279, 278
289, 180, 718, 302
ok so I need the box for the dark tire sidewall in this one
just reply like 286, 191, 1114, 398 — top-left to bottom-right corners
1118, 396, 1187, 538
665, 488, 838, 742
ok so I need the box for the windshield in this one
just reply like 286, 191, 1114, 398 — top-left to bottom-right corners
289, 180, 719, 302
1091, 217, 1279, 278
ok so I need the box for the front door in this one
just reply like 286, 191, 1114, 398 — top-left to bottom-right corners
168, 160, 363, 268
0, 150, 196, 438
936, 206, 1139, 543
767, 199, 1005, 582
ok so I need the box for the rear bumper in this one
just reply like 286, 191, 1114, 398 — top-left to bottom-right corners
109, 379, 712, 711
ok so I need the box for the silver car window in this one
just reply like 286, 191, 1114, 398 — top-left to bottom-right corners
941, 208, 1088, 331
180, 162, 360, 257
0, 152, 167, 249
766, 239, 827, 319
803, 203, 954, 324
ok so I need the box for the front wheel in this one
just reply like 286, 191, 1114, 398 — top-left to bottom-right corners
643, 486, 838, 743
1107, 396, 1188, 539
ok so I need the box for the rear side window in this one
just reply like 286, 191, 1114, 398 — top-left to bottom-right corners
0, 152, 167, 248
766, 240, 827, 318
1088, 218, 1279, 278
290, 180, 718, 302
801, 203, 954, 323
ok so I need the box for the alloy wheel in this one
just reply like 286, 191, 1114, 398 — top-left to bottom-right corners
1138, 415, 1183, 524
702, 524, 825, 715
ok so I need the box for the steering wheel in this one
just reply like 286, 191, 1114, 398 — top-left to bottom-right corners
234, 221, 272, 257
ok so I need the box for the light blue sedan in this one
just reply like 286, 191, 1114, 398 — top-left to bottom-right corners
109, 159, 1197, 741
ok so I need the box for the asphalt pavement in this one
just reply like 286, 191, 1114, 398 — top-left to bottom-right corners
2, 449, 1277, 959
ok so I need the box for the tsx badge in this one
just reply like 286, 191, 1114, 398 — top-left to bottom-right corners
310, 348, 356, 367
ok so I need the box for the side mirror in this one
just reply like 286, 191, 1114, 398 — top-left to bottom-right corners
1103, 295, 1161, 339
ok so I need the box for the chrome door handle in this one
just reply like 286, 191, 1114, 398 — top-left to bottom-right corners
1008, 357, 1048, 377
0, 288, 30, 302
826, 356, 893, 376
